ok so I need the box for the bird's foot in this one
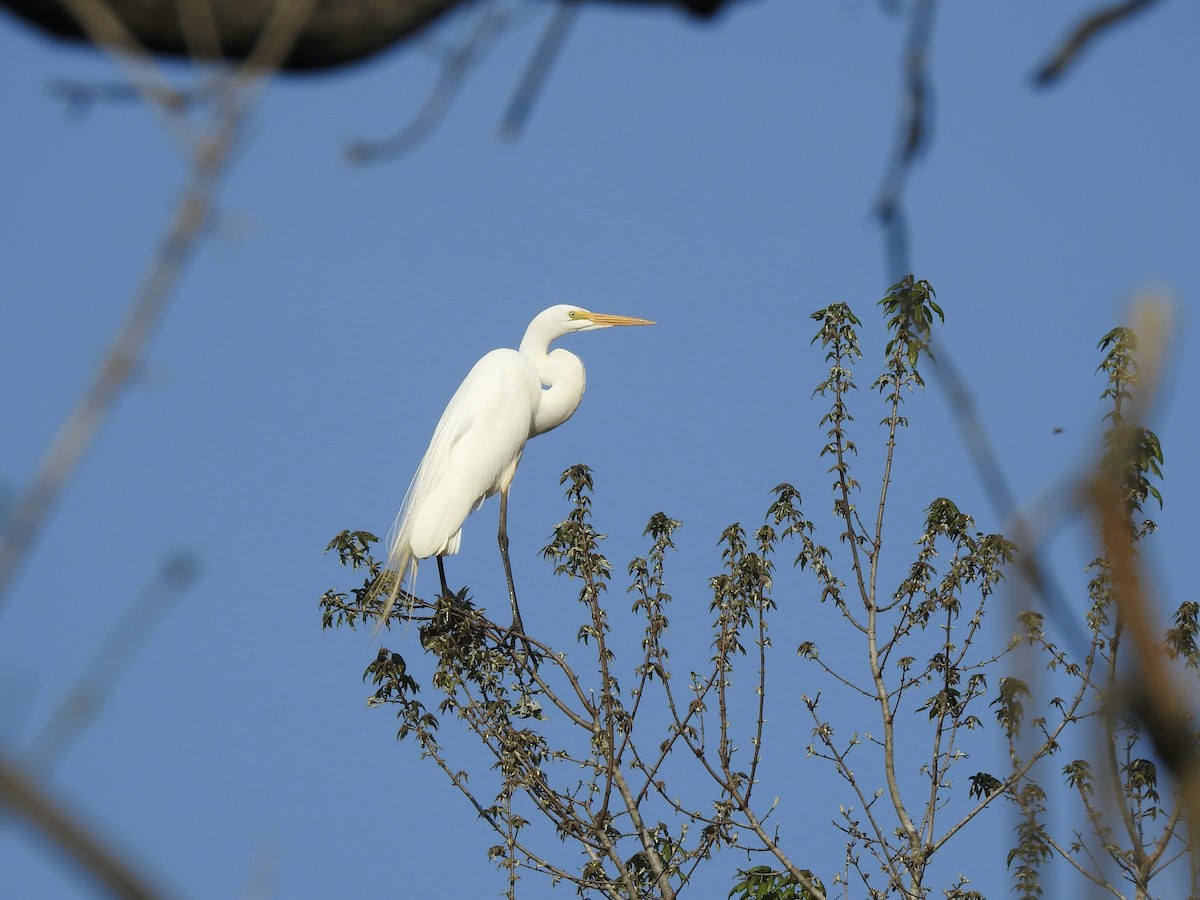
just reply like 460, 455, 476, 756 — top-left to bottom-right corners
501, 621, 540, 672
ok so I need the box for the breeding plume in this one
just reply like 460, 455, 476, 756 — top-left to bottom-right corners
374, 305, 654, 633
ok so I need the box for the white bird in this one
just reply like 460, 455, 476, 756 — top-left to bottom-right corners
374, 304, 654, 636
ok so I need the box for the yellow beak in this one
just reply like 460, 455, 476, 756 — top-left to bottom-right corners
585, 312, 656, 327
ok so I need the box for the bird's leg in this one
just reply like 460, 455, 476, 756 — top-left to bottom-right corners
496, 489, 539, 670
436, 556, 450, 597
498, 488, 524, 634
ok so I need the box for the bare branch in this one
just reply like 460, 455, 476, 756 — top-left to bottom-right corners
0, 753, 171, 900
1, 4, 314, 896
876, 0, 937, 283
0, 0, 318, 612
1033, 0, 1164, 86
498, 0, 582, 141
21, 552, 199, 774
346, 4, 513, 163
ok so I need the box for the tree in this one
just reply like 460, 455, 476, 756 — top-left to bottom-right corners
322, 276, 1195, 898
3, 1, 1191, 896
1001, 321, 1197, 900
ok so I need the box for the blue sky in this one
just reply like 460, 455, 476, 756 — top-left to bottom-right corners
2, 0, 1198, 896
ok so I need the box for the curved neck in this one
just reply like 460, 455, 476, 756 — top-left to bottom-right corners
518, 310, 589, 436
529, 349, 585, 436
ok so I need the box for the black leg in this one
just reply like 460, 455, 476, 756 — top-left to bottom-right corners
498, 489, 525, 634
436, 556, 450, 597
497, 490, 539, 669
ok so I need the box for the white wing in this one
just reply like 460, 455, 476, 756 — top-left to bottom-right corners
406, 349, 540, 557
374, 349, 539, 627
392, 347, 539, 559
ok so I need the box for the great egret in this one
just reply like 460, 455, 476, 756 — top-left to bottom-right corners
374, 304, 654, 636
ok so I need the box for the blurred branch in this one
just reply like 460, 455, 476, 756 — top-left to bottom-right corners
498, 0, 581, 141
0, 2, 314, 893
873, 0, 1092, 656
876, 0, 936, 283
21, 553, 200, 774
349, 0, 580, 161
238, 837, 284, 900
50, 78, 204, 117
175, 0, 224, 62
346, 2, 512, 163
53, 0, 234, 156
0, 0, 316, 612
1086, 296, 1200, 840
235, 0, 321, 75
1033, 0, 1163, 86
933, 346, 1091, 658
0, 117, 235, 610
0, 753, 171, 900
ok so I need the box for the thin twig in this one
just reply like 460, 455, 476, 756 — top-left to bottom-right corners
1033, 0, 1163, 86
346, 3, 512, 163
876, 0, 937, 283
498, 0, 582, 141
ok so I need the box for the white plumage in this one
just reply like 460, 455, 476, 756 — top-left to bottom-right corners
374, 304, 654, 632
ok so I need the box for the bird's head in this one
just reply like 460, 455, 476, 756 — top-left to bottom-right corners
538, 304, 656, 335
519, 305, 654, 356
